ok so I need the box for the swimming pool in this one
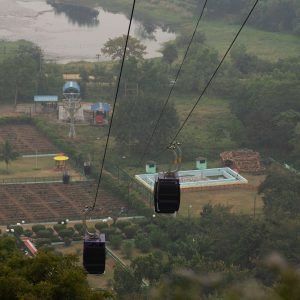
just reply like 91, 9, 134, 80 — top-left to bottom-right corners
135, 167, 248, 192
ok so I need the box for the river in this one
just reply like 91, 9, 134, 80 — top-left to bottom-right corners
0, 0, 175, 63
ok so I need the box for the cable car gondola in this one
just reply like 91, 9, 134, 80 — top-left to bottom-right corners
154, 171, 180, 213
154, 143, 181, 214
82, 207, 106, 274
83, 233, 106, 274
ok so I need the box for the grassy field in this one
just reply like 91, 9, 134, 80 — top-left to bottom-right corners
200, 21, 300, 61
0, 156, 79, 180
180, 188, 263, 217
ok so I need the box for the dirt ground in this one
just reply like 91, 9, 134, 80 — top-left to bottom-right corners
180, 173, 266, 217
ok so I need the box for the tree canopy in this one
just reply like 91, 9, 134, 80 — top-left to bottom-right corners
0, 140, 19, 171
0, 236, 114, 300
101, 35, 147, 60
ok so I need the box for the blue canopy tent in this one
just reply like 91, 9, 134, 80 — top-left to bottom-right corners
33, 95, 58, 113
91, 102, 111, 112
34, 95, 58, 102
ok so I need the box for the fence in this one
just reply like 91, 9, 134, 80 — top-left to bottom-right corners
0, 174, 86, 185
104, 162, 153, 207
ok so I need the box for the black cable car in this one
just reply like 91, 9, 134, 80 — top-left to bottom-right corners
153, 142, 181, 214
83, 233, 106, 274
154, 172, 180, 213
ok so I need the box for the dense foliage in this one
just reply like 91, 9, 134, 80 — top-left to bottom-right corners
189, 0, 300, 36
112, 168, 300, 299
0, 42, 63, 104
0, 236, 113, 299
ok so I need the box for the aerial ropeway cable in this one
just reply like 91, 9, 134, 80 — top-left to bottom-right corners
125, 0, 259, 216
137, 0, 209, 167
166, 0, 260, 148
82, 0, 137, 275
82, 0, 260, 273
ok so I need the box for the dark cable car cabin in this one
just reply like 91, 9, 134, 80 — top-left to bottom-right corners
154, 172, 180, 214
83, 233, 106, 274
153, 142, 181, 214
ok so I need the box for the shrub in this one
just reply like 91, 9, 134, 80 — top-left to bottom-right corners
73, 232, 82, 241
122, 241, 134, 259
87, 227, 96, 234
74, 223, 84, 233
10, 225, 23, 236
116, 220, 131, 230
35, 238, 51, 248
95, 222, 109, 231
144, 224, 158, 233
123, 225, 138, 239
139, 238, 151, 253
153, 250, 163, 261
53, 224, 66, 233
149, 230, 167, 248
36, 229, 53, 239
64, 237, 72, 247
101, 227, 116, 241
32, 224, 46, 234
24, 229, 33, 237
132, 218, 149, 227
39, 244, 55, 252
51, 236, 62, 243
110, 235, 123, 250
135, 234, 152, 253
58, 228, 74, 239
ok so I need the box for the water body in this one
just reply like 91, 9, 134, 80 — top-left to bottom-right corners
0, 0, 175, 63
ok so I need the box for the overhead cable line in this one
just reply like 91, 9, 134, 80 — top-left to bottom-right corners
166, 0, 259, 148
91, 0, 137, 210
137, 0, 209, 164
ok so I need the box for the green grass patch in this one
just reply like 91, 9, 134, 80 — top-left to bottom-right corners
180, 188, 264, 216
0, 156, 56, 179
200, 21, 300, 61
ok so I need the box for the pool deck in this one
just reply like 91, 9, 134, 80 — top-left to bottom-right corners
135, 168, 248, 192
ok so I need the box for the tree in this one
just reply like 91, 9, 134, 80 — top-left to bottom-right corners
161, 43, 178, 66
0, 236, 114, 299
0, 140, 19, 172
113, 264, 142, 297
12, 44, 42, 105
110, 235, 123, 250
32, 224, 46, 234
178, 46, 219, 92
112, 94, 179, 156
259, 166, 300, 217
122, 241, 133, 259
132, 254, 164, 284
101, 35, 146, 60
